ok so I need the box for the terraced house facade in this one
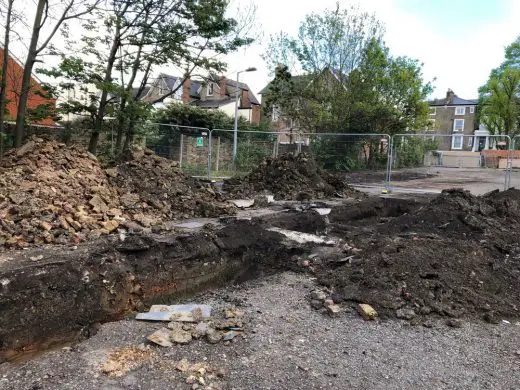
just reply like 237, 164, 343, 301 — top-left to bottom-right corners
428, 89, 479, 151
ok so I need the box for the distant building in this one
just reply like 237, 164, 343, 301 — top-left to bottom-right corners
192, 73, 261, 125
141, 72, 261, 124
0, 47, 56, 126
427, 89, 480, 151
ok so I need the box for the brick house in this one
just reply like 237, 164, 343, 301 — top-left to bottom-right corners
141, 73, 200, 105
0, 47, 55, 126
192, 73, 261, 125
258, 68, 346, 143
427, 89, 479, 151
142, 73, 261, 125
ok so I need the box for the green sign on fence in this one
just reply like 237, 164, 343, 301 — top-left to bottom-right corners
196, 137, 204, 147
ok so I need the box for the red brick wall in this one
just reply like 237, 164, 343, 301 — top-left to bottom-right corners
251, 105, 261, 124
0, 48, 55, 125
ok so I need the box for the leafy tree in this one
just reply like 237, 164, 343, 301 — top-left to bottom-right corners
478, 37, 520, 138
43, 0, 254, 155
12, 0, 101, 147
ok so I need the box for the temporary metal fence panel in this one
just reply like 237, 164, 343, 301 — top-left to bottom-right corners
389, 133, 512, 193
145, 123, 211, 176
505, 135, 520, 190
298, 132, 392, 191
209, 129, 291, 178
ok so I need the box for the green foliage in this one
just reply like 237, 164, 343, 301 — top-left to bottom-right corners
262, 5, 432, 137
395, 137, 439, 168
478, 67, 520, 137
235, 140, 273, 172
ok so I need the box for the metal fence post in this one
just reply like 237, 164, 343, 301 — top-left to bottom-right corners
384, 135, 392, 192
207, 129, 212, 180
179, 133, 184, 168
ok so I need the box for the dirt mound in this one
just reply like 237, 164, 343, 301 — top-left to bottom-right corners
315, 189, 520, 322
0, 139, 234, 249
223, 153, 362, 200
109, 147, 235, 223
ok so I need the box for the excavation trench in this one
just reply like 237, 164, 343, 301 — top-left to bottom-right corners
0, 219, 311, 363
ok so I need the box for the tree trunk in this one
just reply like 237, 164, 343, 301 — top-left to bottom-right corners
14, 0, 45, 148
114, 41, 144, 154
122, 110, 136, 155
0, 0, 14, 156
88, 23, 121, 154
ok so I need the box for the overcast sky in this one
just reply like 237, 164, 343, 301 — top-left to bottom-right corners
227, 0, 520, 100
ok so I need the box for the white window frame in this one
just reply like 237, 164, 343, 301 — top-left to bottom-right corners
469, 106, 475, 114
271, 105, 280, 122
467, 136, 473, 147
207, 83, 214, 96
429, 107, 436, 116
452, 134, 463, 150
453, 119, 464, 132
455, 106, 465, 115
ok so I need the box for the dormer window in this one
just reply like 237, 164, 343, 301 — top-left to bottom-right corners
207, 83, 214, 96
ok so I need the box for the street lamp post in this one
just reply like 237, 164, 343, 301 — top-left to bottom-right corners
232, 67, 257, 168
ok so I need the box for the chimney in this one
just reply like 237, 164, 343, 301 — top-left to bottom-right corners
219, 76, 227, 98
182, 78, 191, 104
446, 89, 455, 104
241, 89, 249, 108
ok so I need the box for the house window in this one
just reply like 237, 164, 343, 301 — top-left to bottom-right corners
207, 83, 214, 96
452, 135, 463, 150
429, 107, 436, 115
467, 136, 473, 148
455, 106, 465, 115
453, 119, 464, 132
272, 105, 280, 122
469, 106, 475, 114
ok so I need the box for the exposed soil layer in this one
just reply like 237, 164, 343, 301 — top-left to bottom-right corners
223, 153, 363, 200
315, 188, 520, 322
0, 220, 304, 363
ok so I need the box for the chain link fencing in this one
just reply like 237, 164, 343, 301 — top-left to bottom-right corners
144, 123, 211, 176
208, 129, 290, 178
389, 133, 512, 193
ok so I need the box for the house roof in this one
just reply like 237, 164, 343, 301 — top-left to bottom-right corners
193, 98, 236, 108
429, 90, 477, 106
156, 73, 201, 97
132, 86, 150, 99
207, 73, 260, 105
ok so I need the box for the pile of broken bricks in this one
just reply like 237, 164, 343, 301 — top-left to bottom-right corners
137, 304, 246, 347
0, 138, 235, 249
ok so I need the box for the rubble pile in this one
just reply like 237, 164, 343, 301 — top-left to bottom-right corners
223, 153, 361, 200
108, 146, 235, 225
0, 139, 234, 249
0, 138, 122, 248
314, 188, 520, 323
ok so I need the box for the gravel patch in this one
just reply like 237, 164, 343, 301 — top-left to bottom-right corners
1, 272, 519, 390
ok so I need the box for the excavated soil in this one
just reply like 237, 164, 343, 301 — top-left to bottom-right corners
0, 138, 234, 250
315, 188, 520, 323
223, 153, 362, 200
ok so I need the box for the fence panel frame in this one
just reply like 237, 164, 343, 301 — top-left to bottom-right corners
208, 129, 294, 179
297, 132, 392, 191
389, 133, 512, 192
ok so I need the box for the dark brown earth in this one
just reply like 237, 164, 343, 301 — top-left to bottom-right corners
314, 188, 520, 323
222, 153, 363, 200
0, 220, 306, 363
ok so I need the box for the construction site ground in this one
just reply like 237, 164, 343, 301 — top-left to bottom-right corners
2, 144, 520, 389
1, 271, 519, 390
349, 167, 519, 195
